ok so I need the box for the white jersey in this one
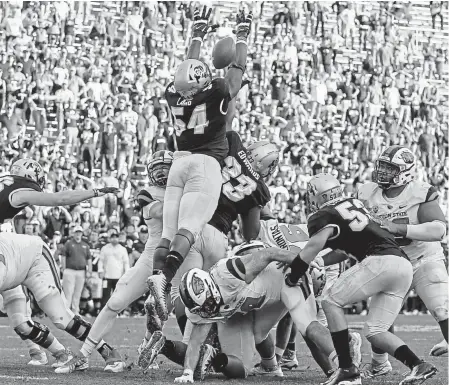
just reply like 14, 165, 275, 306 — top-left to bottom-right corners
0, 233, 43, 291
141, 185, 165, 252
357, 180, 445, 267
257, 219, 340, 286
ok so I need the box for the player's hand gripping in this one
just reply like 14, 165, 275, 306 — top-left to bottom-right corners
191, 6, 218, 41
174, 369, 194, 383
235, 9, 253, 42
94, 187, 120, 197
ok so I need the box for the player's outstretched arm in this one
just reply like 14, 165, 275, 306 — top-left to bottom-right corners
176, 322, 213, 383
380, 197, 446, 242
225, 10, 252, 99
11, 187, 120, 207
286, 227, 334, 287
319, 249, 348, 266
186, 6, 216, 60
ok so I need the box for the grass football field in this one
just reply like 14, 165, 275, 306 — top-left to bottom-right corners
0, 314, 447, 385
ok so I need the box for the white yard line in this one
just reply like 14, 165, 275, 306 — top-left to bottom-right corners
0, 375, 51, 381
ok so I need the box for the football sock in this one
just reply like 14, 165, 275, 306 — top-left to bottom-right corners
23, 339, 41, 351
256, 334, 276, 368
331, 329, 352, 369
80, 336, 98, 357
261, 354, 277, 369
393, 345, 422, 369
287, 341, 296, 351
47, 338, 66, 355
439, 319, 448, 342
177, 314, 187, 335
329, 350, 339, 367
81, 306, 117, 354
372, 351, 389, 365
162, 251, 183, 282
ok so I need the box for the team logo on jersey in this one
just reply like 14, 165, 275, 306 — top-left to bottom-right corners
168, 85, 177, 93
372, 206, 379, 214
177, 98, 192, 106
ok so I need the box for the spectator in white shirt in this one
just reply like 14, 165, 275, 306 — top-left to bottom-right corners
98, 230, 129, 307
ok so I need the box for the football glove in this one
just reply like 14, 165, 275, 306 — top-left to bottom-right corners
93, 187, 120, 197
235, 9, 253, 42
191, 6, 218, 41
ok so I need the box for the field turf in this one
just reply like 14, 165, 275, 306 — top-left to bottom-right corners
0, 314, 447, 385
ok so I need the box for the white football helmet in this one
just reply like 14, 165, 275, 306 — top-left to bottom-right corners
246, 141, 280, 178
174, 59, 212, 99
147, 150, 174, 187
306, 173, 344, 214
10, 158, 46, 188
373, 145, 416, 189
232, 240, 268, 257
179, 268, 222, 318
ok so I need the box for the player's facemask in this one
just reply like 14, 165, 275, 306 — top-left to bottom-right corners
147, 150, 174, 187
372, 160, 403, 189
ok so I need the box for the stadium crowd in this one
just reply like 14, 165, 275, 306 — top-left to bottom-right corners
0, 1, 447, 316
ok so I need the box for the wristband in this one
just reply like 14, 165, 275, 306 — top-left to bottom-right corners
287, 255, 309, 285
183, 369, 193, 377
93, 189, 99, 197
229, 63, 246, 74
191, 36, 203, 43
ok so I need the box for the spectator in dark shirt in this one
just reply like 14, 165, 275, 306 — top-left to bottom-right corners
43, 206, 72, 240
99, 120, 117, 173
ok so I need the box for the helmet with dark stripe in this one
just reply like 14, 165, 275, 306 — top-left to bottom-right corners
147, 151, 173, 187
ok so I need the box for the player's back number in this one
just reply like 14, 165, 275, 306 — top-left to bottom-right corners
221, 156, 257, 202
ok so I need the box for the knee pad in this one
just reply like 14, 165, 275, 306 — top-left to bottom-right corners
65, 314, 91, 341
177, 228, 195, 246
364, 320, 391, 340
14, 320, 50, 345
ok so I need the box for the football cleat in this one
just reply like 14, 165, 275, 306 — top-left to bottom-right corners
430, 340, 448, 356
145, 295, 163, 333
52, 349, 74, 368
54, 355, 89, 374
349, 332, 362, 368
250, 363, 284, 377
28, 349, 48, 366
138, 331, 166, 372
194, 344, 217, 380
280, 349, 299, 370
321, 365, 361, 385
360, 360, 392, 378
147, 275, 169, 321
137, 337, 159, 370
399, 362, 438, 385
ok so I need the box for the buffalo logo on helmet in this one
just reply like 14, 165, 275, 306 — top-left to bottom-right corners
189, 64, 208, 84
191, 274, 205, 296
398, 150, 414, 164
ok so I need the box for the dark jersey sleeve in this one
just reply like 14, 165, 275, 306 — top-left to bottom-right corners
307, 208, 341, 239
0, 175, 42, 223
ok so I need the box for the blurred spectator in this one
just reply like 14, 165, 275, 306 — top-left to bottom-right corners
60, 225, 92, 314
98, 230, 129, 307
430, 1, 443, 30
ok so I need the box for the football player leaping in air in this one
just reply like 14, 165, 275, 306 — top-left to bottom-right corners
0, 158, 124, 372
356, 145, 448, 376
284, 173, 437, 385
148, 7, 253, 323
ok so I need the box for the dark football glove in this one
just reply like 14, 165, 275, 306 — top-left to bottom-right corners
235, 9, 253, 42
192, 6, 218, 41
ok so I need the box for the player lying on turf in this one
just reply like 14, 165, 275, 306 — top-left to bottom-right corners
148, 7, 254, 323
357, 145, 448, 376
0, 158, 122, 371
257, 208, 360, 374
284, 173, 438, 385
138, 131, 278, 371
140, 241, 362, 383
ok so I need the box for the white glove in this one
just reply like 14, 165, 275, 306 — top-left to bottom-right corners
174, 369, 194, 383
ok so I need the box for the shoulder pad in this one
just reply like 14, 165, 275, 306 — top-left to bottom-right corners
409, 180, 433, 203
136, 187, 155, 208
356, 182, 378, 200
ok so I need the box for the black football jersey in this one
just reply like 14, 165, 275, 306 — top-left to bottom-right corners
165, 78, 230, 162
307, 198, 407, 262
209, 131, 271, 234
0, 175, 42, 223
